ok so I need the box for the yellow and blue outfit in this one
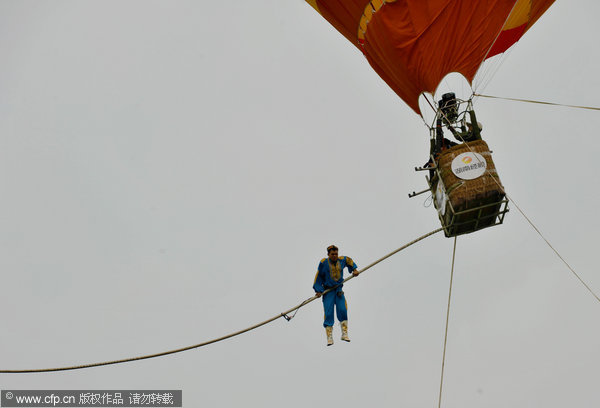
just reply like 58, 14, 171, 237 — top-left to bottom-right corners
313, 256, 357, 328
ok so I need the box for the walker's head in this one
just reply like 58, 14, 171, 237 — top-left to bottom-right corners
327, 245, 339, 262
439, 92, 458, 122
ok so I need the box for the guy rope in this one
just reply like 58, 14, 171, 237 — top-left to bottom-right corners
0, 228, 443, 373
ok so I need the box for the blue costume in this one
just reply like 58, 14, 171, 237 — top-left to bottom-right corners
313, 256, 357, 328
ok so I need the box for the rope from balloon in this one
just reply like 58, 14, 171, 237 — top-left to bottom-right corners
474, 93, 600, 111
438, 236, 458, 408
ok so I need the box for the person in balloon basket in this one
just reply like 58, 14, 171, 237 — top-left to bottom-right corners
313, 245, 359, 346
424, 118, 457, 183
425, 99, 482, 183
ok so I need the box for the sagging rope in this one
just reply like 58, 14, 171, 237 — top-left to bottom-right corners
474, 93, 600, 112
1, 228, 443, 374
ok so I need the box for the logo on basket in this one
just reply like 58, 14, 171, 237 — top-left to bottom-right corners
451, 152, 487, 180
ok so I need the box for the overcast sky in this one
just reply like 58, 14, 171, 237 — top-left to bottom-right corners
1, 1, 599, 407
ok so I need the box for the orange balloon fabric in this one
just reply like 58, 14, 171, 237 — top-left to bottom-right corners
307, 0, 555, 114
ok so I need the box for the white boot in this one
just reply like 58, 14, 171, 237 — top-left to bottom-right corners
325, 326, 334, 346
340, 320, 350, 342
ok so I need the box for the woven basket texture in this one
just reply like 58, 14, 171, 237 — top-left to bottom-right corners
438, 140, 505, 211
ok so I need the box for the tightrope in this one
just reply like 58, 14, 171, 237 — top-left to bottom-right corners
1, 228, 443, 373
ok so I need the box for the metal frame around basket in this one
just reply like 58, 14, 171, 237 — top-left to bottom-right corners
412, 96, 510, 238
426, 151, 509, 237
437, 194, 509, 237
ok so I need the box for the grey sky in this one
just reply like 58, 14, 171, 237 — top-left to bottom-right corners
1, 1, 599, 407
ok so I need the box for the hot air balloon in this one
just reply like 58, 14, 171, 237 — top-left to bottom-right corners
305, 0, 555, 237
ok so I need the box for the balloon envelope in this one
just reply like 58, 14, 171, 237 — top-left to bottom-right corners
306, 0, 555, 114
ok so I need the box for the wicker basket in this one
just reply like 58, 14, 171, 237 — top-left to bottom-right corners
435, 140, 506, 235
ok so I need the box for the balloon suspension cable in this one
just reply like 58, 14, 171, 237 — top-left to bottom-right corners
473, 93, 600, 112
418, 93, 438, 130
472, 47, 514, 96
424, 94, 438, 115
471, 0, 520, 94
0, 228, 443, 374
437, 99, 600, 305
